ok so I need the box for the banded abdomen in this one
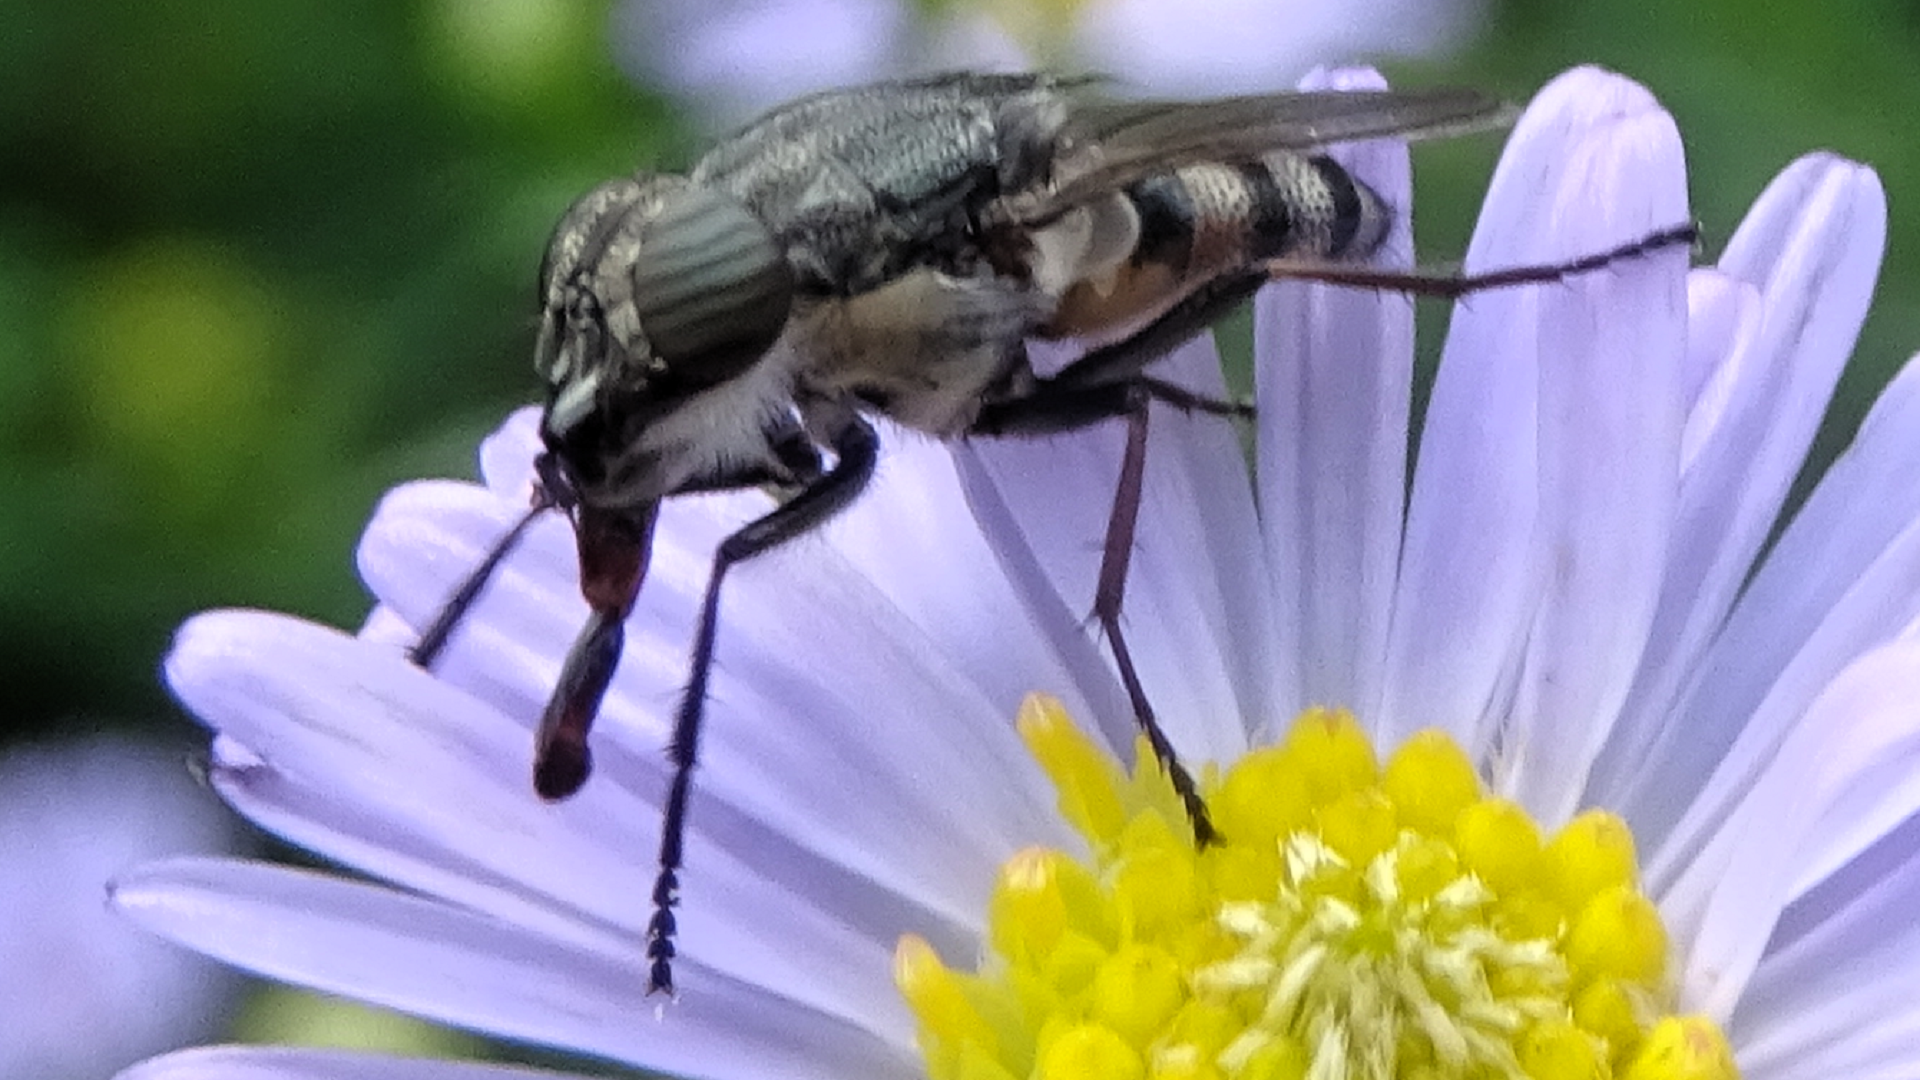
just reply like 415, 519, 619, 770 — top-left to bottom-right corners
1036, 151, 1391, 342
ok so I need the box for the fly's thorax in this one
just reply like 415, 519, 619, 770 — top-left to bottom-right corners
1037, 152, 1390, 341
533, 174, 799, 507
790, 268, 1050, 437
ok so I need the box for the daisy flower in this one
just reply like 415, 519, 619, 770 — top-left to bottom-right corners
114, 65, 1915, 1080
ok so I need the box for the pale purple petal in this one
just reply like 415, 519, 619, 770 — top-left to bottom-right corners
953, 333, 1263, 766
1499, 78, 1689, 823
112, 859, 918, 1080
1255, 66, 1413, 729
817, 427, 1134, 752
1144, 343, 1290, 741
1634, 354, 1920, 889
0, 737, 240, 1080
120, 1045, 579, 1080
405, 416, 1130, 760
1589, 155, 1888, 833
1383, 67, 1666, 759
356, 479, 1073, 885
1678, 270, 1763, 469
1734, 815, 1920, 1079
1653, 522, 1920, 900
1666, 643, 1920, 1020
474, 406, 541, 497
166, 592, 1045, 1010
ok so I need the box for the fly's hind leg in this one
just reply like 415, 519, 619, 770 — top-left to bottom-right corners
1092, 385, 1218, 844
972, 378, 1232, 845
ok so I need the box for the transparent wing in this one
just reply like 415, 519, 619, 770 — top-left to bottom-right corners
1017, 87, 1512, 225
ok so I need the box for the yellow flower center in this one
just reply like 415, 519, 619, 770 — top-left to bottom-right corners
896, 696, 1740, 1080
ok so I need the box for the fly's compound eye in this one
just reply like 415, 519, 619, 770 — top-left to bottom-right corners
631, 187, 794, 387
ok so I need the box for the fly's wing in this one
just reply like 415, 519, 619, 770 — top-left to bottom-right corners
1011, 87, 1513, 226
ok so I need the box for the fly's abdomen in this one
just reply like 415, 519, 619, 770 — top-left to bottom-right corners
1040, 152, 1389, 340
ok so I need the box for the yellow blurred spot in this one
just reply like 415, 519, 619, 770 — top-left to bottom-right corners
236, 986, 481, 1056
65, 239, 284, 512
421, 0, 592, 112
972, 0, 1096, 65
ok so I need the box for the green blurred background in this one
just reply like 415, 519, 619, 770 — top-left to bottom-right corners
2, 0, 1917, 1053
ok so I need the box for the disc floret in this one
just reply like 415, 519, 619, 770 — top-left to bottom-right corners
897, 696, 1737, 1080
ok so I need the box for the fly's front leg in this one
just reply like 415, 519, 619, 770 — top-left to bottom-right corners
409, 496, 556, 669
648, 412, 880, 997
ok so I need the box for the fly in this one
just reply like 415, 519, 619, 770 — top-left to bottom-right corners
406, 72, 1696, 995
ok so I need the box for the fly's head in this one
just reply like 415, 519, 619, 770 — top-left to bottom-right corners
532, 174, 796, 513
522, 173, 798, 804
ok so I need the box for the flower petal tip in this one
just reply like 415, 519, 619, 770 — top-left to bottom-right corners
164, 609, 281, 694
1538, 65, 1660, 115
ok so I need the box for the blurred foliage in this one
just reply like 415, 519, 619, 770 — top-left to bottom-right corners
3, 0, 1916, 791
1, 0, 680, 743
232, 986, 486, 1059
